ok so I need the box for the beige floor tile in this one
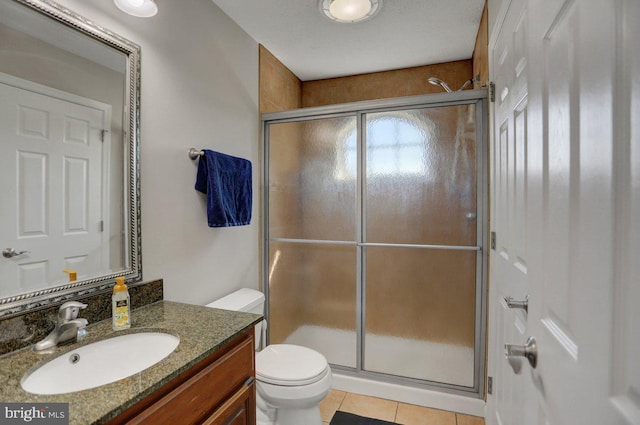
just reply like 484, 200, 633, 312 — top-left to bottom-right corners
319, 389, 347, 422
395, 403, 456, 425
338, 393, 398, 422
456, 413, 485, 425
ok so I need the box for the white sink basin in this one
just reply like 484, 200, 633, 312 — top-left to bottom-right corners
21, 332, 180, 395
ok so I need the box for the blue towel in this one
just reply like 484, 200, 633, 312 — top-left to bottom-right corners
195, 150, 252, 227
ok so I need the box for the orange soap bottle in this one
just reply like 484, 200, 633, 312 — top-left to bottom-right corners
112, 277, 131, 331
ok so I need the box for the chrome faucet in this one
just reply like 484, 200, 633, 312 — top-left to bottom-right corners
34, 301, 88, 351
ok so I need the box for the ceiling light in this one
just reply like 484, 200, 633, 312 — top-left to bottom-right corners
114, 0, 158, 17
320, 0, 382, 23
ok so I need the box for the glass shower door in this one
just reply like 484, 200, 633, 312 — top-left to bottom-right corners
266, 115, 358, 368
363, 105, 479, 387
263, 94, 486, 393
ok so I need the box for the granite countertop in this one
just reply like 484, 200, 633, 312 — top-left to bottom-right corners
0, 301, 262, 424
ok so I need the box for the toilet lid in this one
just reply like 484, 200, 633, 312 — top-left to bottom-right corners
256, 344, 328, 386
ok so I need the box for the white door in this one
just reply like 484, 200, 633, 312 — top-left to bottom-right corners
486, 0, 532, 423
0, 75, 110, 296
488, 0, 640, 424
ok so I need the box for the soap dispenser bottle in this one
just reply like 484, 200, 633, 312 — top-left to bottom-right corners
112, 277, 131, 331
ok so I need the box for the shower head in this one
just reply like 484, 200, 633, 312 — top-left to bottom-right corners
427, 77, 453, 93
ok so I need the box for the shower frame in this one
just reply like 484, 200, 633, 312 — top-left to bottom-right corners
260, 89, 489, 398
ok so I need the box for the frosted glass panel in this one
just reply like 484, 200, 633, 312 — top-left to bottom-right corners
268, 241, 357, 368
365, 106, 477, 246
268, 116, 357, 241
364, 247, 477, 387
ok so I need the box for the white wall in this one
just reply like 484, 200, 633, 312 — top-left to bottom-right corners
57, 0, 260, 305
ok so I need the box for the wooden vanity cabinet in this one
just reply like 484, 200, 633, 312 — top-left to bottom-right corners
109, 329, 256, 425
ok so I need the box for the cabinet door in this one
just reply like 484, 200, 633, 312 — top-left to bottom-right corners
203, 379, 256, 425
124, 333, 254, 425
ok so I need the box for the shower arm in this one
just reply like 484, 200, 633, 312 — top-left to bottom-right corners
427, 77, 476, 93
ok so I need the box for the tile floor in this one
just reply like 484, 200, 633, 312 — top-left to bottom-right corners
319, 391, 485, 425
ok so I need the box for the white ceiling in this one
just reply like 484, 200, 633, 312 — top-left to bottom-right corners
210, 0, 486, 81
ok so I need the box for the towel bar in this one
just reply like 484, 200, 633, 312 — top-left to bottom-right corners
188, 148, 204, 160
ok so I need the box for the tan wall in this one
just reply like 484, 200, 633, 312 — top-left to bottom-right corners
258, 45, 306, 342
259, 45, 302, 113
302, 60, 473, 107
260, 47, 474, 110
472, 2, 489, 88
260, 47, 477, 348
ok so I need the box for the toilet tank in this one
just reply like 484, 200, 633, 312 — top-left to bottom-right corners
205, 288, 265, 349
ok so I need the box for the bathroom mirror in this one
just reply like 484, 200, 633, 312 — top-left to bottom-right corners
0, 0, 141, 318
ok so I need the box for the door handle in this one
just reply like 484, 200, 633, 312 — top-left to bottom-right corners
503, 295, 528, 313
505, 336, 537, 374
2, 248, 30, 259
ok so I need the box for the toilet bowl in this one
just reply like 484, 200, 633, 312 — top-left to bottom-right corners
206, 289, 332, 425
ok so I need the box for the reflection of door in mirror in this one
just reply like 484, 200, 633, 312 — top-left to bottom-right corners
0, 74, 111, 297
0, 0, 133, 306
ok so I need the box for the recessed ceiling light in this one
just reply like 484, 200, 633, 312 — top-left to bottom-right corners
114, 0, 158, 18
320, 0, 382, 23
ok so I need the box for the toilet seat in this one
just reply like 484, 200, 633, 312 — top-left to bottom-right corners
256, 344, 329, 386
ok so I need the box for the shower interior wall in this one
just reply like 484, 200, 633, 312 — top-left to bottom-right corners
259, 45, 478, 350
472, 3, 489, 89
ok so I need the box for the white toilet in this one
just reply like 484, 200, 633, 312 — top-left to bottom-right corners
206, 288, 332, 425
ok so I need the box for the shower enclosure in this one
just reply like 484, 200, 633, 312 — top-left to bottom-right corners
261, 90, 487, 396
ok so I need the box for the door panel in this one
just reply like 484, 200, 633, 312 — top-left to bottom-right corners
487, 0, 530, 423
611, 2, 640, 422
18, 151, 47, 237
362, 105, 481, 388
540, 0, 578, 340
0, 80, 108, 295
489, 0, 639, 424
267, 116, 357, 242
364, 247, 477, 387
267, 241, 358, 368
266, 115, 359, 369
527, 0, 620, 423
365, 106, 477, 247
